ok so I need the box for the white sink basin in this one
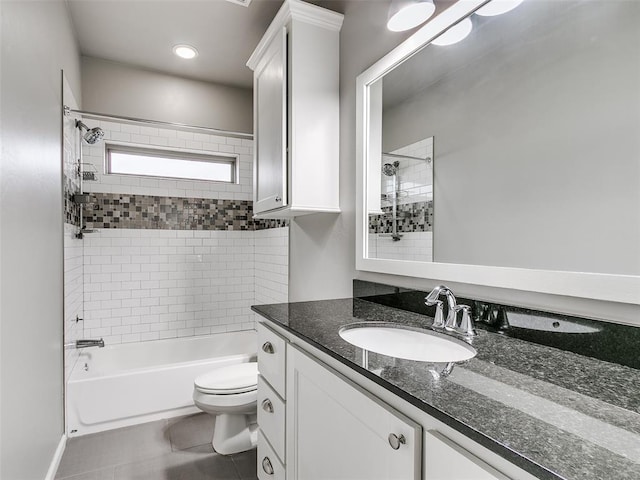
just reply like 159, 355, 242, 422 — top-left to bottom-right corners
339, 322, 477, 363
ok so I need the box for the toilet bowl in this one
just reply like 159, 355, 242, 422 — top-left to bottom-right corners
193, 362, 258, 455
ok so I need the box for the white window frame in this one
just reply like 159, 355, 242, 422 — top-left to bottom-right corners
105, 142, 239, 184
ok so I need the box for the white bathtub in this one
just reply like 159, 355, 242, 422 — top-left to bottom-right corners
66, 331, 257, 437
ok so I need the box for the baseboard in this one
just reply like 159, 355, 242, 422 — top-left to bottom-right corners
44, 434, 66, 480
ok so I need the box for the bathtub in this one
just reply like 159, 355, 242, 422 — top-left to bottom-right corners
66, 331, 256, 437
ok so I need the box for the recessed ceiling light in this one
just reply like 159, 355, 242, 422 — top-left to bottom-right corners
431, 18, 473, 46
475, 0, 524, 17
173, 44, 198, 59
387, 0, 436, 32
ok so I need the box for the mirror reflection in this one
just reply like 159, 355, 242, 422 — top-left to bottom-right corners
366, 0, 640, 275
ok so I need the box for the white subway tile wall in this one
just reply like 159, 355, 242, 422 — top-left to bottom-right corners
369, 232, 433, 262
254, 228, 289, 304
80, 119, 253, 200
64, 223, 84, 380
83, 228, 288, 344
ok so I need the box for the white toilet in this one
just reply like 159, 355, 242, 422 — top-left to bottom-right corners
193, 362, 258, 455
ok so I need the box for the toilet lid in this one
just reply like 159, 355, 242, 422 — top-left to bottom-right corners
194, 362, 258, 394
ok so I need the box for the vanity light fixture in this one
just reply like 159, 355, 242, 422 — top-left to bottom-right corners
475, 0, 524, 17
172, 44, 198, 59
431, 17, 473, 46
387, 0, 436, 32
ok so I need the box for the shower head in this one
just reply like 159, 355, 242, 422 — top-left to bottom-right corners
382, 161, 400, 176
76, 120, 105, 145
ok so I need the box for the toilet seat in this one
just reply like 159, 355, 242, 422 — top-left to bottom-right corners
194, 362, 258, 395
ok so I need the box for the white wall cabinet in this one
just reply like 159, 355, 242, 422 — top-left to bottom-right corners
247, 0, 343, 218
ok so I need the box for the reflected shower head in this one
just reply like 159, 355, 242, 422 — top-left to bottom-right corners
382, 161, 400, 176
76, 120, 105, 145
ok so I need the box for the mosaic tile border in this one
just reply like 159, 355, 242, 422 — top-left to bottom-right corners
81, 193, 287, 231
368, 200, 433, 234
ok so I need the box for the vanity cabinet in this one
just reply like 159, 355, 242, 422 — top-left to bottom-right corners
257, 322, 288, 478
246, 0, 343, 218
286, 345, 421, 480
424, 430, 510, 480
255, 317, 532, 480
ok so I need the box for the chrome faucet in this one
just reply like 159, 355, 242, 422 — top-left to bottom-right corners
65, 338, 105, 349
425, 286, 476, 337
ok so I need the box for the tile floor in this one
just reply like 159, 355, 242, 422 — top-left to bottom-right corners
55, 414, 257, 480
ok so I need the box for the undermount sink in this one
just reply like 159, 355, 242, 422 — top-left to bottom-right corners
339, 322, 477, 363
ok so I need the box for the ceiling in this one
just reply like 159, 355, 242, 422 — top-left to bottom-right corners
66, 0, 293, 89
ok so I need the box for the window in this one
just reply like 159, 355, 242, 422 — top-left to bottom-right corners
106, 145, 237, 183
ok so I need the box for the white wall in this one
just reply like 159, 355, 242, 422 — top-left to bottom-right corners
81, 57, 253, 134
0, 1, 81, 478
289, 0, 640, 325
288, 0, 415, 303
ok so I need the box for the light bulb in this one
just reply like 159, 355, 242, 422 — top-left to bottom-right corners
173, 45, 198, 59
387, 1, 436, 32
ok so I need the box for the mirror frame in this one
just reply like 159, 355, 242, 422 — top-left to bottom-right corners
355, 0, 640, 305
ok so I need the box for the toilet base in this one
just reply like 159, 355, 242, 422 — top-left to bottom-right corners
212, 413, 258, 455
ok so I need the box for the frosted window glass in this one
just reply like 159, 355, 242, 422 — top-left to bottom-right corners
108, 149, 235, 183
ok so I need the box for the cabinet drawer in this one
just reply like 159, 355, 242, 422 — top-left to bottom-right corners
258, 430, 286, 480
257, 322, 286, 397
257, 375, 286, 463
425, 430, 511, 480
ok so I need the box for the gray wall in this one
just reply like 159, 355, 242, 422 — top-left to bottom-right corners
382, 0, 640, 275
290, 0, 640, 325
81, 57, 253, 133
0, 1, 82, 478
288, 0, 415, 302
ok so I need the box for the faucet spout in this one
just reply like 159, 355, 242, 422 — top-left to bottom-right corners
425, 285, 476, 337
71, 338, 105, 349
425, 285, 457, 328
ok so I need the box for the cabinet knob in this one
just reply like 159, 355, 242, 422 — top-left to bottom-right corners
275, 196, 282, 202
261, 398, 274, 413
262, 341, 275, 354
262, 456, 274, 475
388, 433, 406, 450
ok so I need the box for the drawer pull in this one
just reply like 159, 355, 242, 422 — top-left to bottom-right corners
262, 341, 275, 354
388, 433, 406, 450
262, 456, 274, 475
261, 398, 274, 413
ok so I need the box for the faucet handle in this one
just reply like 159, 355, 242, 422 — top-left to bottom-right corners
454, 305, 476, 337
431, 300, 445, 329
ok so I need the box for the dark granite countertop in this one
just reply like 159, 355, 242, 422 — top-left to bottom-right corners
252, 298, 640, 480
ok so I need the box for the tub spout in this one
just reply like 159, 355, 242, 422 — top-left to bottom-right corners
66, 338, 105, 349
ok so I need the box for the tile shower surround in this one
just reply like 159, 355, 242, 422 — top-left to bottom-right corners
83, 193, 287, 231
70, 117, 289, 346
368, 200, 433, 234
83, 227, 288, 345
80, 118, 253, 201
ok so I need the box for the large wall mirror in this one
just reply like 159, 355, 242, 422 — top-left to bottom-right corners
356, 0, 640, 304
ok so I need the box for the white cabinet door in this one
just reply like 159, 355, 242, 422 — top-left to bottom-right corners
253, 26, 287, 214
286, 346, 421, 480
425, 430, 511, 480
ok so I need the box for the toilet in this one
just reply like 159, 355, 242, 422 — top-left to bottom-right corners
193, 362, 258, 455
